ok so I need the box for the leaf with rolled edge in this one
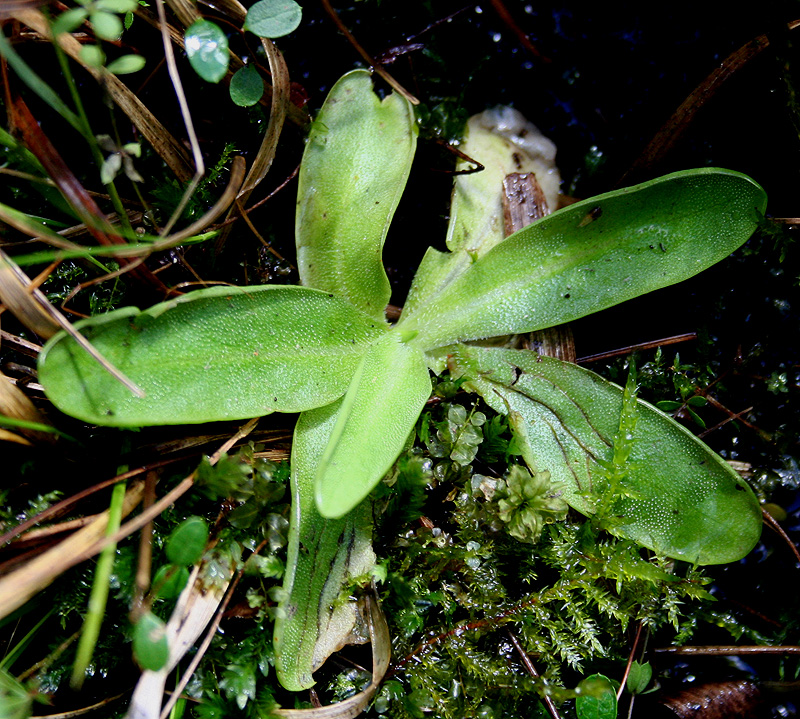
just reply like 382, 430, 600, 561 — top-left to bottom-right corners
315, 331, 432, 518
274, 398, 375, 691
38, 285, 387, 426
403, 107, 560, 317
398, 169, 767, 350
296, 69, 417, 321
449, 345, 762, 565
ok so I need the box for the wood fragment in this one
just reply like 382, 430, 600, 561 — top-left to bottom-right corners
658, 680, 762, 719
502, 172, 576, 362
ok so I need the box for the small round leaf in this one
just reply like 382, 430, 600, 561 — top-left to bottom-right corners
575, 674, 617, 719
244, 0, 302, 38
79, 44, 106, 68
106, 54, 146, 75
133, 612, 169, 671
230, 65, 265, 106
90, 10, 123, 41
152, 565, 190, 599
52, 7, 88, 35
185, 19, 229, 84
96, 0, 139, 12
165, 516, 209, 566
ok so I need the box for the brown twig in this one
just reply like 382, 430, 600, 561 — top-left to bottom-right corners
619, 18, 800, 183
488, 0, 550, 63
762, 507, 800, 565
703, 394, 772, 442
697, 405, 754, 438
431, 140, 486, 175
0, 457, 185, 548
506, 629, 562, 719
320, 0, 419, 105
617, 622, 644, 700
76, 418, 260, 563
654, 645, 800, 656
576, 332, 697, 364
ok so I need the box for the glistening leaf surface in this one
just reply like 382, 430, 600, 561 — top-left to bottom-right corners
400, 169, 767, 349
296, 69, 417, 320
274, 399, 375, 692
315, 332, 432, 518
451, 345, 762, 565
185, 20, 229, 84
404, 107, 559, 317
39, 286, 386, 426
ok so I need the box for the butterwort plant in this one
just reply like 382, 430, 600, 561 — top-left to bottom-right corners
39, 70, 766, 570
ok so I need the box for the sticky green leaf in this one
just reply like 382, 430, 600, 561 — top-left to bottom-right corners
185, 19, 229, 84
38, 285, 387, 426
315, 332, 432, 518
296, 69, 417, 320
105, 54, 146, 75
244, 0, 302, 38
229, 65, 264, 106
576, 674, 617, 719
133, 611, 169, 671
450, 345, 762, 564
165, 517, 208, 566
274, 398, 375, 691
399, 169, 767, 349
404, 107, 560, 316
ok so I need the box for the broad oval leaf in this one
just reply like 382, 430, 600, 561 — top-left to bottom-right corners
576, 674, 618, 719
95, 0, 139, 12
105, 54, 146, 75
315, 332, 432, 518
38, 285, 387, 426
185, 19, 229, 84
52, 7, 89, 36
79, 44, 106, 68
229, 65, 264, 106
244, 0, 302, 38
400, 169, 767, 349
152, 565, 190, 599
90, 10, 122, 41
296, 69, 417, 321
450, 345, 762, 565
274, 398, 375, 691
165, 516, 208, 566
133, 611, 169, 671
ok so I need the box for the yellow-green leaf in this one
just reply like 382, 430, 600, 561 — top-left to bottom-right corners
38, 285, 386, 426
450, 345, 762, 565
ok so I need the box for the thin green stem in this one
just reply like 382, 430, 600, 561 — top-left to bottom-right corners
52, 38, 133, 234
0, 608, 54, 671
70, 481, 127, 690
